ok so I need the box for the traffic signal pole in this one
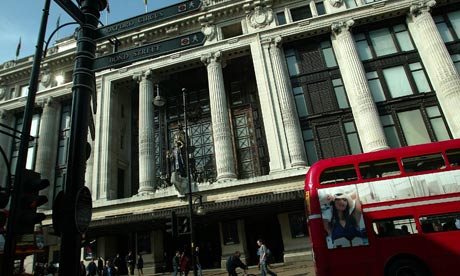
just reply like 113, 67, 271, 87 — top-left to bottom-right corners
2, 0, 51, 274
58, 1, 106, 275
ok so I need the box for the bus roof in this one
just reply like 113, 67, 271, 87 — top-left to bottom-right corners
305, 139, 460, 190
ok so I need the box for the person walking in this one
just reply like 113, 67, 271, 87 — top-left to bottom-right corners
87, 259, 98, 276
173, 251, 182, 276
226, 251, 248, 276
257, 239, 277, 276
103, 260, 117, 276
195, 246, 203, 276
137, 255, 144, 276
97, 257, 104, 276
126, 251, 135, 276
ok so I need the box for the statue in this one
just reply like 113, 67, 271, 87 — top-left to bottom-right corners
168, 123, 188, 195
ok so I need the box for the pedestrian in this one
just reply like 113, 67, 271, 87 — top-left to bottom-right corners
180, 251, 191, 276
87, 259, 98, 276
137, 255, 144, 276
126, 251, 135, 276
195, 246, 203, 276
226, 251, 248, 276
97, 257, 104, 276
113, 253, 122, 273
103, 260, 117, 276
79, 261, 86, 276
172, 251, 182, 276
257, 239, 277, 276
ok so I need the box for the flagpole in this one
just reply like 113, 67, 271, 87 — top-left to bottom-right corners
105, 10, 108, 25
144, 0, 148, 13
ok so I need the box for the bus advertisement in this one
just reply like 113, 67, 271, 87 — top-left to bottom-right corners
305, 139, 460, 276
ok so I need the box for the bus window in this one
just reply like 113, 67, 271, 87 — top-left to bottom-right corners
373, 217, 417, 238
359, 158, 400, 179
320, 165, 357, 184
446, 148, 460, 167
402, 153, 445, 173
419, 212, 460, 233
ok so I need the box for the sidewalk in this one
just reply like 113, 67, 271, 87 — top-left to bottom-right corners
148, 261, 315, 276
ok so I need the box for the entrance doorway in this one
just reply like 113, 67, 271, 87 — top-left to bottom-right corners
244, 214, 284, 266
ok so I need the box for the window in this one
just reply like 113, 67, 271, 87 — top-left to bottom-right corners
446, 148, 460, 166
314, 0, 326, 16
55, 104, 71, 197
398, 110, 431, 146
222, 221, 240, 245
383, 66, 412, 98
359, 158, 400, 179
303, 129, 318, 165
333, 78, 348, 109
221, 23, 243, 39
320, 164, 357, 184
285, 49, 300, 76
10, 114, 41, 174
434, 10, 460, 43
409, 62, 431, 93
367, 71, 386, 102
452, 54, 460, 73
373, 217, 417, 238
20, 85, 28, 97
355, 24, 414, 60
290, 5, 312, 22
292, 86, 309, 117
426, 106, 450, 141
344, 122, 362, 154
344, 0, 357, 8
448, 10, 460, 38
420, 212, 460, 233
402, 153, 445, 173
289, 212, 308, 238
321, 41, 337, 68
276, 11, 286, 25
380, 115, 401, 148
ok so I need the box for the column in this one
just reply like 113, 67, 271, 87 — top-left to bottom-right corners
407, 1, 460, 138
134, 70, 156, 194
0, 109, 13, 185
35, 97, 60, 208
268, 36, 307, 167
331, 20, 389, 152
201, 51, 237, 181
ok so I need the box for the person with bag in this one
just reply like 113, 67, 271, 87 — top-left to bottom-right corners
257, 239, 277, 276
226, 251, 248, 276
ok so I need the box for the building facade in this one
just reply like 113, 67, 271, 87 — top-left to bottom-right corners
0, 0, 459, 273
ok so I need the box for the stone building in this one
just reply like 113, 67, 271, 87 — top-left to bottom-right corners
0, 0, 459, 273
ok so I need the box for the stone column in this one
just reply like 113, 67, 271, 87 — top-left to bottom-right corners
35, 97, 60, 208
134, 70, 156, 194
331, 20, 389, 152
407, 0, 460, 138
201, 52, 237, 181
268, 36, 307, 167
0, 109, 13, 185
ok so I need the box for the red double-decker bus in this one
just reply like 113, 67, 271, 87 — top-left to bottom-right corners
305, 139, 460, 276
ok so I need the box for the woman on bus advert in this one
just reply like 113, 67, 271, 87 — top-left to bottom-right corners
320, 188, 367, 248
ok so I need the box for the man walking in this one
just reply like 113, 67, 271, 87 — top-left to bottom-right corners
257, 239, 277, 276
226, 251, 248, 276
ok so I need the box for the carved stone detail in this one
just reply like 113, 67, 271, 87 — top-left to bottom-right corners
331, 19, 355, 35
409, 0, 436, 17
330, 0, 344, 8
247, 6, 274, 29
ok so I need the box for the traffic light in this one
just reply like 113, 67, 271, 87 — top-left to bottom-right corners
178, 216, 190, 234
166, 211, 178, 238
14, 169, 49, 235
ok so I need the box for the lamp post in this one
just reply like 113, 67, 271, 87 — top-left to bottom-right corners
182, 88, 198, 276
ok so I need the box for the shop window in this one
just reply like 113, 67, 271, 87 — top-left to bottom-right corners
222, 221, 239, 245
289, 212, 308, 238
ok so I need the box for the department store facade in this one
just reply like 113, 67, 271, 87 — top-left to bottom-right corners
0, 0, 459, 272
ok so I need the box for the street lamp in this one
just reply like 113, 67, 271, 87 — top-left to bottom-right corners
182, 88, 198, 276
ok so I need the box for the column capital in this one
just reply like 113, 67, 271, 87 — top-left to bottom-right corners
201, 51, 222, 66
409, 0, 436, 18
331, 19, 355, 36
133, 69, 154, 82
38, 96, 57, 109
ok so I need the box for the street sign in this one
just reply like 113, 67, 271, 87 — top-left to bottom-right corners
95, 0, 201, 42
92, 32, 205, 71
54, 0, 85, 26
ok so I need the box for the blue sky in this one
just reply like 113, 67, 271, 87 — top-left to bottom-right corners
0, 0, 183, 64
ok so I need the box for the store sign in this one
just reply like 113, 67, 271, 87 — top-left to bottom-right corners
95, 0, 201, 41
92, 32, 205, 71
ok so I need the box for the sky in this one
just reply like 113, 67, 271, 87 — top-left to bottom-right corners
0, 0, 184, 64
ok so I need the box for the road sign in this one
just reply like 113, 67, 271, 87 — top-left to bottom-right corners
95, 0, 201, 42
54, 0, 85, 26
92, 32, 205, 71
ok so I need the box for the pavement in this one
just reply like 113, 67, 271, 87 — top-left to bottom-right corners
147, 261, 316, 276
